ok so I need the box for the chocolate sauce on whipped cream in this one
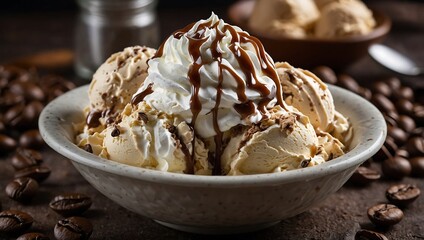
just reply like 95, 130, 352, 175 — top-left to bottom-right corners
131, 16, 284, 175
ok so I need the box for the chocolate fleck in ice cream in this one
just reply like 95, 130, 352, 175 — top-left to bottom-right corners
75, 13, 351, 175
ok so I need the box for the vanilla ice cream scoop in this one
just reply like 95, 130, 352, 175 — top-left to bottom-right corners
222, 106, 326, 175
276, 62, 351, 144
315, 0, 376, 38
249, 0, 320, 37
89, 46, 156, 113
102, 102, 211, 175
276, 62, 335, 132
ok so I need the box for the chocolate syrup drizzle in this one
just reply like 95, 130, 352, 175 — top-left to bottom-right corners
131, 17, 284, 175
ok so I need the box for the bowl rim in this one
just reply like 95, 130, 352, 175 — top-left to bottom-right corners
227, 0, 392, 43
39, 84, 386, 188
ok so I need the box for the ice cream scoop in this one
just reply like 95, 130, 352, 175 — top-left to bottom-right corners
84, 102, 211, 175
276, 62, 351, 143
276, 62, 335, 132
222, 105, 326, 175
315, 0, 375, 38
88, 46, 156, 113
248, 0, 320, 37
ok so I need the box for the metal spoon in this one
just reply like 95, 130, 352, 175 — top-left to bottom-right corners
369, 44, 424, 77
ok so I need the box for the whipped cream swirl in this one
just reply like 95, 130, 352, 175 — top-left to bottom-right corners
133, 13, 284, 139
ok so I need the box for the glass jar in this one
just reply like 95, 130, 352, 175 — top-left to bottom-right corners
74, 0, 160, 79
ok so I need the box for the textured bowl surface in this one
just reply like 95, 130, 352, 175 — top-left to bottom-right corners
228, 0, 391, 70
39, 84, 386, 234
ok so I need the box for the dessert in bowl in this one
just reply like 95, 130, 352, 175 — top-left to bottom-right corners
228, 0, 391, 69
39, 14, 386, 233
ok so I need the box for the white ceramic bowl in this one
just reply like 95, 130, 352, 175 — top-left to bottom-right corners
39, 84, 386, 234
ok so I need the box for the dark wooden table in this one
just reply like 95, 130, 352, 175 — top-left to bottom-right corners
1, 1, 423, 239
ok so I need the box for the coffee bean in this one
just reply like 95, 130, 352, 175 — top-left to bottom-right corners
385, 77, 401, 90
395, 148, 409, 159
0, 133, 17, 153
371, 94, 396, 114
19, 130, 44, 149
397, 115, 416, 133
49, 193, 92, 216
355, 229, 388, 240
0, 91, 24, 109
350, 166, 380, 185
372, 81, 391, 98
14, 166, 51, 183
373, 138, 397, 161
5, 177, 39, 202
412, 104, 424, 125
54, 216, 93, 240
361, 159, 372, 168
410, 157, 424, 177
382, 157, 411, 180
411, 127, 424, 138
406, 137, 424, 157
358, 87, 372, 100
383, 112, 398, 127
393, 86, 414, 101
11, 148, 43, 170
0, 115, 5, 131
0, 120, 5, 133
4, 103, 25, 128
0, 210, 33, 234
21, 101, 44, 128
312, 66, 338, 85
17, 232, 50, 240
337, 74, 360, 93
367, 203, 403, 227
9, 81, 45, 102
387, 126, 408, 145
395, 99, 414, 115
386, 184, 420, 207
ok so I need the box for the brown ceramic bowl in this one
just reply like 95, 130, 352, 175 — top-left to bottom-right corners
228, 0, 391, 70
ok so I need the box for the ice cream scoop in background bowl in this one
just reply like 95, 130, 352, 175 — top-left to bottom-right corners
228, 0, 391, 70
39, 84, 386, 234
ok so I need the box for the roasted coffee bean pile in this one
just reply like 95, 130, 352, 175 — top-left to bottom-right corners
314, 66, 423, 239
0, 66, 93, 239
0, 65, 75, 153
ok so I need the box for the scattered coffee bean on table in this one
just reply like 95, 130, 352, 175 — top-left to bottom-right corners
17, 232, 50, 240
49, 193, 92, 216
0, 133, 17, 154
406, 137, 424, 157
373, 138, 397, 162
0, 209, 33, 234
11, 148, 43, 170
337, 74, 361, 93
355, 229, 388, 240
410, 157, 424, 177
386, 184, 420, 207
381, 157, 411, 180
312, 66, 338, 85
5, 177, 39, 202
350, 166, 381, 185
54, 216, 93, 240
14, 165, 51, 182
367, 203, 403, 227
19, 129, 45, 149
